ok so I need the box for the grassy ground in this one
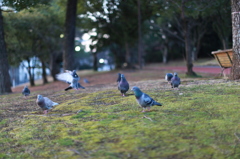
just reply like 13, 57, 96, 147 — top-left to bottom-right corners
1, 62, 240, 158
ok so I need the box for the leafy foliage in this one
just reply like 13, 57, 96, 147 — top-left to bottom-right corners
2, 0, 50, 11
4, 3, 64, 65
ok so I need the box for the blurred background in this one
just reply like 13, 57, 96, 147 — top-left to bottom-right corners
0, 0, 231, 87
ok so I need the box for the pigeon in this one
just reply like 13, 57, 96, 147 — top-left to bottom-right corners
56, 70, 85, 91
118, 74, 129, 96
165, 73, 173, 84
83, 78, 90, 84
22, 85, 30, 97
36, 95, 59, 114
170, 72, 181, 89
117, 73, 121, 83
131, 86, 162, 112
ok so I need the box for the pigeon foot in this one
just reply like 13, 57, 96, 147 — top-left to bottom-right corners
43, 110, 48, 114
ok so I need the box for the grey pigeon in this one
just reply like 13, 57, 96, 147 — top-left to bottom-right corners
165, 73, 173, 84
118, 74, 129, 96
36, 95, 59, 114
22, 85, 30, 97
117, 73, 121, 83
131, 86, 162, 112
170, 72, 181, 89
56, 70, 85, 91
83, 78, 90, 84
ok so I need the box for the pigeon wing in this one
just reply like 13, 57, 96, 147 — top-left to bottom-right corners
118, 82, 129, 92
142, 93, 153, 106
56, 72, 75, 84
22, 87, 30, 96
43, 97, 58, 109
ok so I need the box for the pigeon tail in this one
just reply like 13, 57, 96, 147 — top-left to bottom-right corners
154, 101, 162, 106
65, 86, 73, 91
165, 75, 168, 81
52, 102, 59, 106
77, 83, 85, 89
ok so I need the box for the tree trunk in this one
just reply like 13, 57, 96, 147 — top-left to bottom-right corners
195, 37, 202, 60
162, 45, 168, 64
40, 59, 48, 84
114, 53, 122, 69
137, 0, 143, 69
26, 59, 35, 86
182, 17, 196, 76
185, 26, 196, 76
0, 9, 12, 94
230, 0, 240, 79
125, 42, 135, 69
93, 53, 98, 71
221, 37, 230, 50
111, 45, 122, 69
125, 42, 130, 66
63, 0, 77, 70
50, 52, 60, 81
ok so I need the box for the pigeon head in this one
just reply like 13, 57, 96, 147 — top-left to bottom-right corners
173, 72, 178, 76
72, 70, 79, 78
131, 86, 142, 92
120, 74, 126, 81
120, 74, 127, 80
131, 86, 143, 97
37, 94, 43, 100
24, 85, 28, 88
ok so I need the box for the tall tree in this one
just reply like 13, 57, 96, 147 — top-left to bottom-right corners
0, 8, 12, 93
1, 0, 50, 89
63, 0, 77, 70
230, 0, 240, 79
78, 0, 154, 69
137, 0, 143, 69
210, 0, 231, 50
154, 0, 224, 76
4, 1, 64, 85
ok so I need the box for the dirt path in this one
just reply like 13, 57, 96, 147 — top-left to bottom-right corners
12, 64, 226, 94
147, 65, 230, 75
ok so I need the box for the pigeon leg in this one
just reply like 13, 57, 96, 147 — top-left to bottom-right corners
147, 107, 151, 111
43, 110, 48, 114
122, 93, 125, 97
142, 108, 146, 112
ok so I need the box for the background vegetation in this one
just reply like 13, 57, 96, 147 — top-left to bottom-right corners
2, 0, 231, 71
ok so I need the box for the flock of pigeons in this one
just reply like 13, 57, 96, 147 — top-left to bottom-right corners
21, 70, 181, 114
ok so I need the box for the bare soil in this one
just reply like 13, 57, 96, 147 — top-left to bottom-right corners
11, 63, 221, 94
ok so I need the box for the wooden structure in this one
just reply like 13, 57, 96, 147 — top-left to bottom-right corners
211, 49, 233, 76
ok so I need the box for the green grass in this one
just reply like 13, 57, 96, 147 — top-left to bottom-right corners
1, 78, 240, 158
